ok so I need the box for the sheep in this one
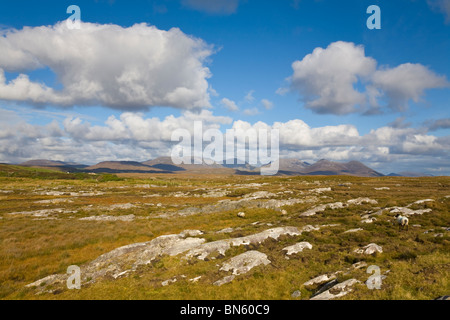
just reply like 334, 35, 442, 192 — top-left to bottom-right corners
394, 214, 409, 231
237, 212, 246, 218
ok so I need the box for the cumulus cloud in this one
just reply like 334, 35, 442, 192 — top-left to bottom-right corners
289, 41, 376, 115
220, 98, 239, 111
261, 99, 274, 110
370, 63, 449, 111
0, 22, 214, 110
1, 108, 448, 174
244, 90, 256, 103
181, 0, 240, 14
285, 41, 448, 115
426, 118, 450, 131
243, 107, 260, 116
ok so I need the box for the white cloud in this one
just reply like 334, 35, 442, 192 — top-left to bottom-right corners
370, 63, 449, 111
428, 0, 450, 23
289, 41, 376, 115
285, 41, 448, 115
244, 90, 256, 103
261, 99, 274, 110
243, 107, 260, 116
0, 22, 214, 110
181, 0, 240, 14
0, 109, 448, 174
220, 98, 239, 111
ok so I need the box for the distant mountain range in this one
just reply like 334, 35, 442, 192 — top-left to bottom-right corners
14, 157, 386, 177
16, 157, 435, 177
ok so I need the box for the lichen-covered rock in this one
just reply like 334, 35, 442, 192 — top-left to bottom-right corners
303, 273, 337, 287
283, 242, 312, 256
186, 227, 302, 261
219, 251, 271, 276
354, 243, 383, 255
310, 279, 361, 300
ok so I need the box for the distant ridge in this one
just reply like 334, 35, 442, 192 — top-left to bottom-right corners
261, 159, 383, 177
20, 159, 87, 172
18, 157, 385, 177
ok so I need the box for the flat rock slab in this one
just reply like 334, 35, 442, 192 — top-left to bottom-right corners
283, 242, 312, 256
186, 226, 302, 261
310, 279, 361, 300
354, 243, 383, 255
220, 251, 271, 276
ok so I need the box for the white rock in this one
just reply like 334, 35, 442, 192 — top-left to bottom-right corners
347, 198, 378, 205
354, 243, 383, 255
344, 228, 363, 233
310, 279, 361, 300
283, 242, 312, 256
237, 212, 246, 218
303, 273, 337, 287
220, 251, 271, 275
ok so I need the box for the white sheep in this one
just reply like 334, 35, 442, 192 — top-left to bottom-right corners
394, 214, 409, 231
237, 212, 246, 218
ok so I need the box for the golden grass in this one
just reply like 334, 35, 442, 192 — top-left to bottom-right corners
0, 174, 449, 300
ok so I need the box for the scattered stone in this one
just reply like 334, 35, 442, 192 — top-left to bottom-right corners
389, 207, 432, 216
303, 273, 337, 287
237, 212, 246, 218
354, 243, 383, 255
180, 230, 204, 237
374, 187, 390, 191
107, 203, 136, 210
311, 187, 332, 193
291, 290, 301, 298
8, 208, 76, 218
216, 227, 236, 234
281, 210, 288, 215
219, 251, 270, 276
35, 198, 73, 204
79, 214, 135, 222
243, 191, 277, 199
300, 202, 346, 217
168, 196, 317, 218
300, 225, 320, 232
283, 242, 312, 256
407, 199, 434, 206
162, 278, 177, 287
311, 279, 339, 298
344, 228, 364, 233
189, 276, 202, 283
347, 198, 378, 205
351, 261, 368, 270
310, 279, 361, 300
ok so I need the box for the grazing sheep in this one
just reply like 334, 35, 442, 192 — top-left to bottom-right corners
394, 214, 409, 231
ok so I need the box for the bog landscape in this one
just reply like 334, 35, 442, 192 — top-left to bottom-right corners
0, 159, 448, 300
1, 0, 449, 303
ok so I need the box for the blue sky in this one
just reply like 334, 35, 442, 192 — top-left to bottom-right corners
0, 0, 449, 175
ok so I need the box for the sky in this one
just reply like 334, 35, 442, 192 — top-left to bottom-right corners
0, 0, 449, 175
